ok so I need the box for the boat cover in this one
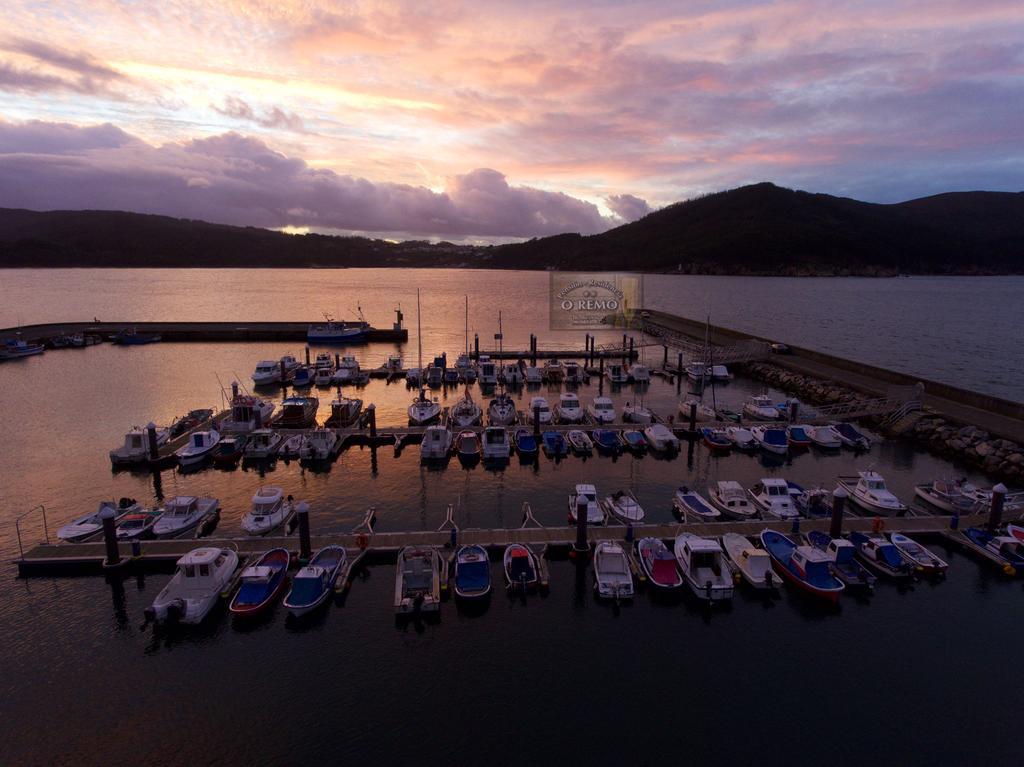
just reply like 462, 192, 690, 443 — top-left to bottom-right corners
456, 561, 490, 591
508, 551, 535, 580
651, 558, 678, 584
680, 492, 714, 516
288, 575, 326, 605
762, 429, 787, 446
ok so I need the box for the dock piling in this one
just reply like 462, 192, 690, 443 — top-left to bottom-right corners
830, 487, 847, 539
231, 381, 239, 399
254, 407, 262, 429
574, 498, 590, 555
100, 506, 120, 568
146, 422, 159, 462
534, 404, 541, 439
296, 502, 311, 563
305, 347, 310, 365
689, 402, 697, 433
335, 353, 340, 368
789, 400, 799, 423
677, 353, 683, 389
987, 483, 1007, 532
279, 359, 286, 383
663, 345, 668, 368
474, 333, 479, 360
368, 404, 377, 439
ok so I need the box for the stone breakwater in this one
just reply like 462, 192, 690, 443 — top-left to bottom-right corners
739, 362, 1024, 483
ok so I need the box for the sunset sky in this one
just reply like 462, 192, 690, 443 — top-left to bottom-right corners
1, 1, 1022, 240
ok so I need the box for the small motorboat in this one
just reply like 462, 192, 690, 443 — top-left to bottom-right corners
421, 425, 454, 461
592, 429, 622, 453
710, 364, 731, 380
674, 533, 734, 602
567, 429, 594, 455
279, 434, 304, 459
513, 428, 538, 456
524, 366, 542, 384
145, 547, 239, 624
444, 366, 461, 385
743, 394, 780, 421
111, 328, 161, 345
587, 397, 616, 424
395, 547, 441, 614
283, 546, 346, 617
749, 478, 801, 520
488, 392, 517, 425
708, 481, 757, 520
477, 358, 498, 386
451, 391, 483, 427
501, 363, 523, 386
849, 532, 915, 579
760, 530, 845, 604
889, 533, 948, 576
229, 548, 290, 616
152, 495, 220, 539
721, 533, 777, 590
685, 362, 710, 381
603, 490, 645, 523
725, 426, 756, 450
643, 423, 679, 452
605, 363, 629, 384
628, 363, 650, 383
833, 422, 871, 450
482, 426, 511, 461
914, 478, 984, 514
805, 531, 876, 589
673, 485, 721, 521
456, 429, 480, 462
637, 537, 683, 589
57, 498, 141, 542
542, 430, 569, 458
251, 360, 282, 386
169, 408, 214, 438
241, 486, 293, 536
408, 389, 441, 425
109, 424, 170, 466
751, 425, 788, 454
788, 484, 833, 518
621, 429, 646, 452
3, 338, 45, 357
244, 428, 282, 459
555, 393, 583, 423
299, 428, 340, 461
325, 395, 362, 427
212, 434, 249, 466
175, 429, 221, 467
593, 541, 634, 600
115, 509, 163, 540
291, 366, 314, 389
837, 471, 907, 516
621, 402, 653, 424
425, 364, 443, 388
786, 424, 813, 448
504, 544, 539, 592
454, 545, 492, 599
274, 396, 319, 428
702, 427, 732, 451
808, 424, 843, 449
678, 399, 717, 423
543, 358, 565, 382
564, 361, 583, 383
314, 365, 335, 386
963, 528, 1024, 571
568, 483, 605, 525
527, 396, 552, 425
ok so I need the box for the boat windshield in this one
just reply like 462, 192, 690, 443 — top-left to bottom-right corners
866, 479, 886, 490
768, 485, 785, 496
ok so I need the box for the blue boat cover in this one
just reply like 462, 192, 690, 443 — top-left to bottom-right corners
835, 423, 864, 440
878, 545, 905, 568
456, 561, 491, 591
516, 434, 538, 451
764, 429, 787, 446
681, 493, 714, 516
236, 573, 282, 606
287, 576, 325, 605
593, 430, 619, 448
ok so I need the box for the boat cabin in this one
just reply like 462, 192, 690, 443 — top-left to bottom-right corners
827, 539, 857, 565
176, 548, 231, 587
716, 481, 749, 510
164, 496, 199, 517
483, 427, 508, 446
251, 487, 284, 518
791, 546, 837, 587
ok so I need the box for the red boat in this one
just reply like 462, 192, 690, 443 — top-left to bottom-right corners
229, 548, 290, 616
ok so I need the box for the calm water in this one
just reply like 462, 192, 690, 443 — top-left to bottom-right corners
2, 270, 1024, 765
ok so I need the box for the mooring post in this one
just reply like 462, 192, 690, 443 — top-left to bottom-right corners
297, 501, 311, 563
474, 333, 479, 360
663, 345, 668, 368
231, 380, 239, 399
621, 334, 627, 364
598, 356, 605, 395
629, 336, 634, 360
335, 353, 340, 367
689, 402, 697, 433
146, 422, 159, 462
101, 505, 120, 568
279, 359, 286, 384
305, 347, 310, 365
368, 404, 377, 439
254, 406, 262, 429
789, 400, 799, 423
574, 498, 589, 555
830, 487, 847, 539
534, 404, 541, 438
987, 483, 1007, 533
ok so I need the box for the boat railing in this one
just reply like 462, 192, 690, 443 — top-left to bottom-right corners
14, 505, 48, 560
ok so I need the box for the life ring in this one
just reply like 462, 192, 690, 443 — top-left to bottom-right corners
356, 533, 369, 550
871, 517, 884, 533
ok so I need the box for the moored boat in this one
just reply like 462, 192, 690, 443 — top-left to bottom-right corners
914, 478, 984, 514
760, 530, 844, 603
568, 483, 605, 525
603, 490, 645, 523
212, 434, 249, 466
786, 424, 813, 448
152, 495, 220, 539
708, 481, 757, 520
299, 428, 340, 461
751, 425, 788, 454
702, 427, 732, 451
621, 401, 652, 424
451, 391, 483, 427
513, 427, 538, 457
587, 396, 616, 424
283, 546, 346, 616
488, 392, 517, 426
848, 532, 915, 579
244, 428, 282, 459
673, 486, 721, 521
115, 508, 163, 540
725, 426, 756, 450
408, 389, 441, 425
592, 429, 622, 453
566, 429, 594, 454
395, 547, 441, 614
146, 547, 239, 624
481, 426, 511, 461
743, 394, 780, 421
241, 486, 293, 536
503, 544, 539, 592
555, 393, 582, 423
643, 423, 679, 452
456, 429, 480, 462
542, 430, 569, 458
674, 533, 734, 602
889, 533, 948, 576
808, 424, 843, 449
621, 429, 646, 452
58, 498, 141, 542
834, 422, 871, 450
175, 428, 221, 467
109, 423, 171, 465
325, 394, 362, 427
837, 471, 907, 516
749, 478, 801, 520
454, 545, 492, 599
421, 424, 454, 461
805, 531, 876, 589
721, 533, 776, 590
593, 541, 634, 599
637, 537, 683, 589
274, 396, 319, 428
963, 527, 1024, 572
229, 548, 290, 616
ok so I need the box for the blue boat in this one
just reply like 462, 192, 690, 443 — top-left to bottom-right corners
592, 429, 621, 453
283, 545, 347, 617
834, 422, 871, 450
291, 366, 314, 389
2, 339, 45, 358
307, 312, 370, 344
760, 530, 845, 603
806, 531, 876, 588
849, 532, 915, 579
513, 428, 538, 456
701, 427, 732, 451
621, 430, 646, 452
542, 431, 568, 457
229, 548, 290, 616
454, 545, 491, 599
964, 528, 1024, 572
112, 328, 162, 345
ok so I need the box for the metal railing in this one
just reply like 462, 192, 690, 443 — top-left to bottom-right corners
14, 505, 48, 560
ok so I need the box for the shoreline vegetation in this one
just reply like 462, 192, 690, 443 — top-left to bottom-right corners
1, 183, 1022, 275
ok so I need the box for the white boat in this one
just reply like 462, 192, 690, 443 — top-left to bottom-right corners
750, 425, 789, 454
808, 424, 843, 449
743, 394, 779, 421
175, 429, 221, 467
219, 393, 275, 433
587, 396, 616, 423
628, 363, 650, 383
568, 483, 605, 525
721, 533, 776, 590
57, 498, 141, 542
621, 401, 652, 423
314, 365, 335, 386
405, 367, 423, 387
636, 538, 683, 589
488, 392, 516, 425
450, 391, 483, 427
152, 495, 220, 539
708, 481, 757, 520
710, 365, 731, 380
395, 547, 441, 614
643, 423, 679, 452
524, 366, 543, 384
543, 359, 564, 382
504, 544, 540, 592
914, 478, 985, 514
240, 486, 293, 535
251, 360, 281, 386
567, 429, 594, 454
678, 399, 716, 422
331, 355, 360, 384
564, 361, 584, 383
593, 541, 634, 600
725, 426, 756, 450
145, 547, 239, 624
686, 362, 710, 381
307, 312, 369, 343
244, 428, 282, 458
420, 425, 453, 460
408, 389, 441, 425
502, 363, 524, 385
674, 533, 734, 602
602, 490, 645, 522
889, 533, 949, 575
527, 396, 552, 424
605, 363, 629, 384
280, 354, 300, 373
299, 428, 339, 461
109, 423, 170, 465
279, 434, 304, 458
555, 392, 582, 423
478, 357, 498, 386
326, 394, 362, 427
482, 426, 511, 460
749, 478, 801, 520
837, 471, 908, 516
673, 486, 721, 521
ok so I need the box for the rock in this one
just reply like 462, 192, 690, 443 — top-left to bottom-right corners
958, 426, 977, 439
976, 442, 993, 457
1008, 453, 1024, 465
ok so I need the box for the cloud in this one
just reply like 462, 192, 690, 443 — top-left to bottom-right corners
606, 193, 651, 222
212, 96, 306, 132
0, 36, 124, 95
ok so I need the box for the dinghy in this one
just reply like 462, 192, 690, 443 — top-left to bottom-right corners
568, 484, 605, 525
504, 544, 539, 592
701, 427, 732, 451
513, 428, 538, 457
760, 530, 844, 603
229, 548, 290, 616
395, 547, 441, 614
834, 422, 871, 450
454, 545, 492, 599
786, 424, 813, 448
708, 481, 756, 520
889, 533, 948, 576
593, 541, 634, 599
115, 509, 163, 540
673, 486, 721, 521
542, 430, 569, 457
283, 546, 347, 616
643, 423, 680, 452
674, 533, 734, 602
592, 429, 622, 453
721, 534, 776, 590
603, 490, 645, 523
751, 425, 788, 454
805, 531, 876, 589
808, 424, 843, 449
849, 532, 915, 579
152, 495, 220, 539
146, 547, 239, 624
57, 498, 141, 542
637, 538, 683, 589
725, 426, 756, 450
621, 429, 646, 452
567, 429, 594, 454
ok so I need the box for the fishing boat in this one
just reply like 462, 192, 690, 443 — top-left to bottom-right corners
849, 532, 915, 579
408, 389, 441, 425
592, 429, 622, 453
833, 422, 871, 450
212, 434, 249, 466
750, 425, 788, 454
3, 338, 46, 357
673, 486, 721, 521
299, 428, 340, 461
395, 547, 441, 614
628, 363, 650, 383
603, 490, 645, 523
788, 485, 834, 518
70, 333, 101, 347
279, 434, 304, 459
721, 534, 776, 590
502, 363, 524, 386
291, 366, 314, 389
808, 424, 843, 449
145, 547, 239, 624
488, 392, 517, 425
513, 427, 538, 457
251, 360, 282, 386
109, 423, 171, 465
527, 396, 552, 424
674, 533, 734, 602
542, 430, 569, 458
175, 428, 221, 467
568, 483, 605, 525
454, 545, 492, 599
115, 509, 163, 540
708, 481, 757, 520
593, 541, 634, 599
241, 486, 293, 536
725, 426, 757, 450
420, 425, 454, 461
786, 424, 813, 448
621, 429, 646, 452
914, 478, 984, 514
307, 311, 370, 343
152, 495, 220, 539
229, 548, 290, 616
325, 394, 362, 427
283, 546, 346, 617
621, 401, 652, 424
587, 396, 616, 423
889, 533, 948, 576
605, 363, 629, 384
244, 428, 282, 459
636, 538, 683, 589
963, 528, 1024, 571
643, 423, 679, 452
686, 362, 710, 382
749, 478, 801, 520
111, 328, 161, 345
701, 427, 732, 451
543, 358, 564, 382
478, 357, 498, 386
743, 394, 780, 421
805, 531, 876, 588
482, 426, 511, 461
836, 471, 907, 516
555, 393, 582, 423
564, 361, 584, 384
760, 530, 845, 603
456, 430, 480, 462
170, 409, 213, 438
524, 366, 542, 384
451, 391, 483, 427
678, 399, 717, 423
274, 396, 319, 428
220, 393, 275, 433
504, 544, 539, 592
332, 356, 360, 385
567, 429, 594, 454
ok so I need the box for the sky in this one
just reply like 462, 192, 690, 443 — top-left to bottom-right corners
0, 0, 1022, 241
